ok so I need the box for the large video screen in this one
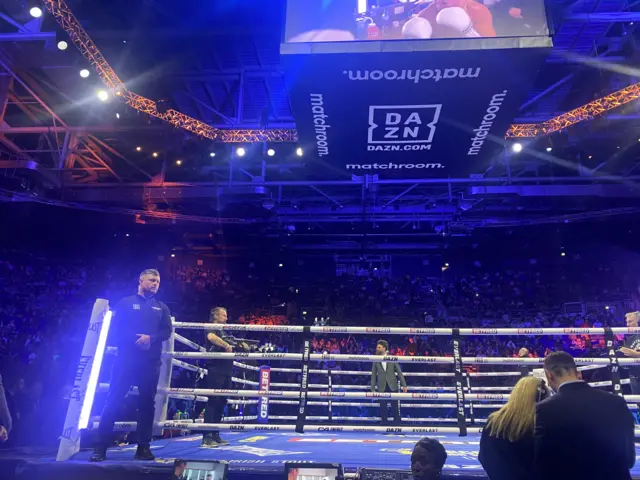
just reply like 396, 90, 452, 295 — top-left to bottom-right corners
285, 0, 549, 43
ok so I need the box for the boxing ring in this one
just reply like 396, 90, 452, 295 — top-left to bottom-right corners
19, 299, 640, 480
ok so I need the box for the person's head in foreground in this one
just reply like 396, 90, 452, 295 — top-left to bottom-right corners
411, 437, 447, 480
486, 376, 549, 442
543, 351, 581, 392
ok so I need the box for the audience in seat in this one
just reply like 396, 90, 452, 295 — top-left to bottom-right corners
411, 437, 447, 480
479, 376, 548, 480
534, 352, 636, 480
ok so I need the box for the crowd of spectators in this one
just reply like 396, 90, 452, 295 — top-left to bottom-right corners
0, 245, 638, 448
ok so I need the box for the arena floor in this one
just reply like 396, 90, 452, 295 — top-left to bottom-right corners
58, 431, 640, 479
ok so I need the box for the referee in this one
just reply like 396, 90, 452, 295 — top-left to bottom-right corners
90, 269, 172, 462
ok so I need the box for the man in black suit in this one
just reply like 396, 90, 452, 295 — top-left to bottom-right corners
371, 340, 408, 425
534, 351, 635, 480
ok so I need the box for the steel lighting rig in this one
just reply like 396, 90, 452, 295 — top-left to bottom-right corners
42, 0, 640, 141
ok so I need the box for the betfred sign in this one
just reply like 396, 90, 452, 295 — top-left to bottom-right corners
282, 39, 551, 178
258, 367, 270, 424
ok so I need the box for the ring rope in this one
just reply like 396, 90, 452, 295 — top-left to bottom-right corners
170, 351, 640, 366
172, 322, 640, 336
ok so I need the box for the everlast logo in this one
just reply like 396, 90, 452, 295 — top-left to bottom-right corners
255, 426, 280, 431
70, 386, 83, 401
61, 426, 77, 442
266, 353, 286, 359
75, 356, 91, 382
88, 320, 102, 332
412, 428, 439, 433
173, 388, 196, 393
386, 427, 401, 433
230, 425, 246, 431
318, 427, 344, 432
411, 357, 438, 362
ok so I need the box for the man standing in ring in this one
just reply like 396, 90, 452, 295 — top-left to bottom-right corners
91, 269, 172, 462
200, 307, 234, 447
371, 340, 408, 426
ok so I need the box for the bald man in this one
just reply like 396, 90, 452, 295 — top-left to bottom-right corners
416, 0, 496, 38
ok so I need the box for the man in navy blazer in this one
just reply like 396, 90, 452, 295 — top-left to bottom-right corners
534, 351, 635, 480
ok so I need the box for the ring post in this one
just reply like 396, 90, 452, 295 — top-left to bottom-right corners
604, 327, 622, 397
327, 369, 333, 422
452, 328, 468, 437
153, 322, 175, 436
57, 299, 110, 461
295, 328, 312, 434
465, 375, 476, 426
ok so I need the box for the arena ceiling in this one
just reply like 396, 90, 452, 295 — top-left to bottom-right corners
1, 0, 640, 237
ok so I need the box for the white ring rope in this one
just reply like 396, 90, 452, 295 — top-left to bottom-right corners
268, 382, 514, 392
173, 322, 640, 337
170, 351, 639, 366
267, 400, 508, 408
266, 367, 525, 377
168, 388, 640, 404
268, 416, 488, 423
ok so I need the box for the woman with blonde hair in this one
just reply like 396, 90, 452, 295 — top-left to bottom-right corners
479, 376, 549, 480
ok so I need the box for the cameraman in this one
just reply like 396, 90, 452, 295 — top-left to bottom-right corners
200, 307, 234, 448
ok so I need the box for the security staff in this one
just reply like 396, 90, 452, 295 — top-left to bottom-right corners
371, 340, 408, 425
201, 307, 234, 448
90, 269, 172, 462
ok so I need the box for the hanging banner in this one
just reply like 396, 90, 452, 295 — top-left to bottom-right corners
282, 38, 551, 178
284, 0, 550, 43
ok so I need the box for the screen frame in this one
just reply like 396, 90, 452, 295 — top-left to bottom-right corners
172, 459, 229, 480
284, 462, 344, 480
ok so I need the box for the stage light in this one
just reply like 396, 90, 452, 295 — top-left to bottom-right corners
116, 113, 120, 119
171, 253, 176, 258
236, 147, 246, 157
152, 152, 159, 158
209, 152, 216, 158
29, 7, 43, 18
176, 160, 182, 166
296, 147, 304, 157
97, 90, 109, 102
546, 147, 552, 152
136, 146, 142, 152
561, 252, 566, 257
267, 148, 275, 157
278, 263, 283, 267
512, 143, 523, 153
57, 41, 68, 51
79, 69, 90, 78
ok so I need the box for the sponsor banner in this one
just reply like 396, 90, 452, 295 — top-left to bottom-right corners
258, 367, 271, 424
282, 41, 550, 178
285, 0, 549, 43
